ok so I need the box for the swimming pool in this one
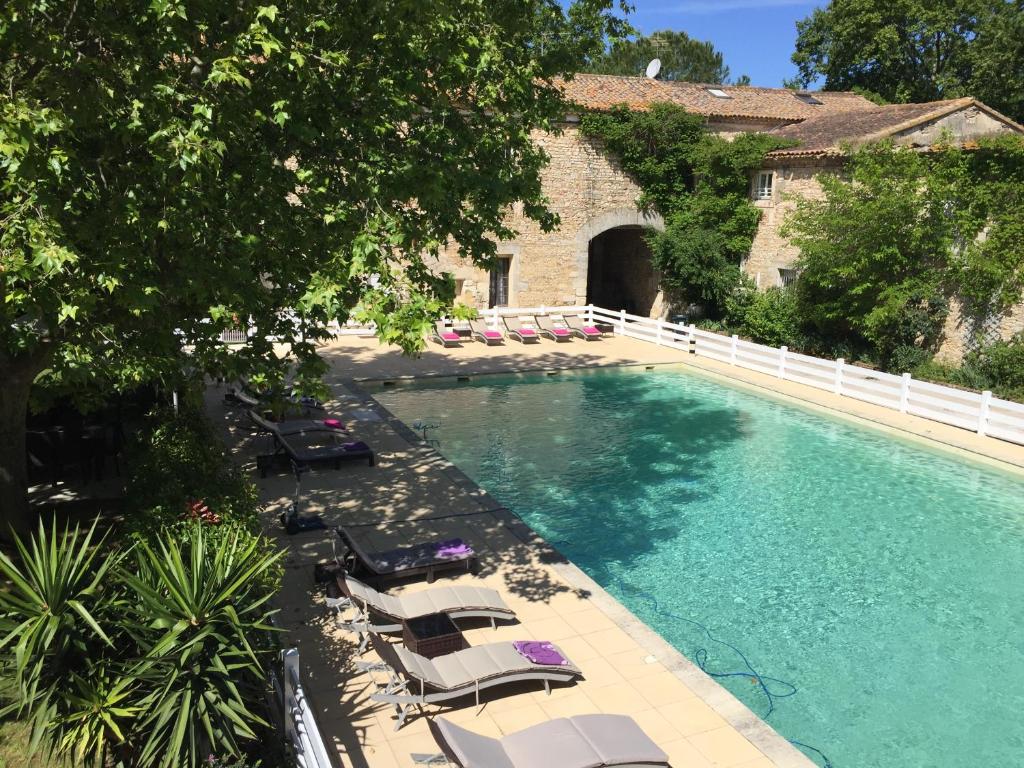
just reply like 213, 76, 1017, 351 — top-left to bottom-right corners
372, 367, 1024, 767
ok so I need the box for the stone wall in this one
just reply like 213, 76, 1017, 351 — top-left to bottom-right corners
742, 156, 839, 288
433, 124, 663, 312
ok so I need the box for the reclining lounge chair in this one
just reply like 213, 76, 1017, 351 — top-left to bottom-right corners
336, 526, 477, 587
564, 315, 604, 341
417, 714, 670, 768
502, 317, 540, 344
327, 574, 515, 651
536, 315, 573, 342
363, 635, 581, 730
248, 409, 348, 438
470, 318, 504, 345
257, 429, 374, 477
433, 321, 464, 348
224, 378, 325, 412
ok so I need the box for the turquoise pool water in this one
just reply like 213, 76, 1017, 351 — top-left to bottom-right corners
372, 367, 1024, 767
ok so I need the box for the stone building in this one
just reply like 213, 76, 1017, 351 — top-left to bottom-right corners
435, 74, 1023, 355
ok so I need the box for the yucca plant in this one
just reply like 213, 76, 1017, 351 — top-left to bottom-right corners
0, 518, 136, 765
120, 524, 283, 768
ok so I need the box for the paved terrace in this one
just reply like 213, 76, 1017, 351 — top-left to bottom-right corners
207, 334, 1024, 768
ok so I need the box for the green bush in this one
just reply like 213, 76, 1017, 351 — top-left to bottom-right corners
966, 335, 1024, 402
0, 520, 283, 768
125, 406, 260, 536
724, 283, 801, 348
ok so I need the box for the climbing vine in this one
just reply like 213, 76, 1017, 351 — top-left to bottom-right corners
579, 103, 795, 315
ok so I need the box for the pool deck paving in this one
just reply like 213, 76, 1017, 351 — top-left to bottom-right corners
208, 333, 1024, 768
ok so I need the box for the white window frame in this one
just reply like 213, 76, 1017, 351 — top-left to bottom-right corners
755, 171, 774, 201
706, 87, 730, 99
778, 267, 799, 288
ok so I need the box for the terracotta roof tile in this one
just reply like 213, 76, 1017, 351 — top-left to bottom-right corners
557, 73, 878, 122
765, 98, 1023, 157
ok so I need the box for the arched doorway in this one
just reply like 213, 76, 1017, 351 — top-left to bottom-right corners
585, 225, 659, 316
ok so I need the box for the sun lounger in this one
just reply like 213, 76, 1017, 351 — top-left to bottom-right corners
536, 314, 573, 342
470, 318, 504, 345
417, 714, 670, 768
336, 526, 477, 587
564, 314, 604, 340
502, 317, 540, 344
363, 635, 581, 730
256, 430, 374, 477
247, 409, 348, 438
433, 321, 464, 348
223, 379, 325, 412
327, 574, 515, 651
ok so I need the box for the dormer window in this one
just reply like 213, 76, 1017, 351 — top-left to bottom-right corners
795, 91, 823, 105
706, 88, 731, 99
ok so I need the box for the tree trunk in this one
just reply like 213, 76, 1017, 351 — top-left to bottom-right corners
0, 347, 52, 540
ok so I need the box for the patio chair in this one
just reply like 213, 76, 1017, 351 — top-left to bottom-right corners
247, 409, 348, 438
502, 316, 540, 344
335, 526, 477, 587
327, 574, 515, 652
469, 318, 504, 345
363, 635, 581, 730
257, 430, 374, 477
416, 714, 670, 768
432, 321, 464, 348
536, 314, 573, 342
564, 314, 604, 341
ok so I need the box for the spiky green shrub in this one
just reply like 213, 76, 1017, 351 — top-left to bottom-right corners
0, 520, 283, 767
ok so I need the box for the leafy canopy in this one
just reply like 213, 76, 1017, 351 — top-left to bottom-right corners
580, 103, 793, 314
792, 0, 1024, 121
0, 0, 627, 392
783, 136, 1024, 363
586, 29, 742, 84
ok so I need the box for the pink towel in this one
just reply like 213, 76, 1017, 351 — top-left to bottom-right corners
484, 330, 502, 338
323, 419, 344, 429
553, 328, 570, 335
441, 332, 460, 341
583, 326, 600, 334
519, 328, 536, 336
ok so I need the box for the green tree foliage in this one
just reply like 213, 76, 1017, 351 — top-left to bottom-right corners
784, 137, 1024, 364
723, 282, 802, 348
580, 104, 793, 314
792, 0, 1024, 121
0, 0, 627, 533
586, 29, 738, 83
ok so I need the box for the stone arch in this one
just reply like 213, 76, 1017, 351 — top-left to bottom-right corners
572, 207, 665, 314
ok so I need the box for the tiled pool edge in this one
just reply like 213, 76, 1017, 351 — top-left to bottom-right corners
344, 378, 819, 768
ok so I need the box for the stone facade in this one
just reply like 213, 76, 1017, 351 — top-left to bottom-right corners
433, 124, 663, 313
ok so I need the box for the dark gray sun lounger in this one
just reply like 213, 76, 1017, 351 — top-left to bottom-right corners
256, 428, 374, 477
418, 714, 670, 768
327, 574, 515, 652
363, 635, 581, 730
335, 526, 477, 587
248, 409, 347, 437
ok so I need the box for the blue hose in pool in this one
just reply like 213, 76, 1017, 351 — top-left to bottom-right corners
547, 538, 834, 768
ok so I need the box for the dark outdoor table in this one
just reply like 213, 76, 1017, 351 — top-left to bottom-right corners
402, 613, 466, 659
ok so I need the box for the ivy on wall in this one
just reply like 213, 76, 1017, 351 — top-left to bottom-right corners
578, 103, 794, 315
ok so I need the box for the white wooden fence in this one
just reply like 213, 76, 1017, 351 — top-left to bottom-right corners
274, 648, 333, 768
481, 304, 1024, 447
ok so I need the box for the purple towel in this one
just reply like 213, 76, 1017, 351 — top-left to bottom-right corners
434, 538, 473, 558
341, 441, 370, 451
513, 641, 569, 666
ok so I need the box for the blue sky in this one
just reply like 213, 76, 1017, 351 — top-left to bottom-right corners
621, 0, 822, 87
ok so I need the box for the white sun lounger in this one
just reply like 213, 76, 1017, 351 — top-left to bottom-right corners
247, 409, 347, 437
415, 714, 670, 768
326, 575, 515, 652
502, 316, 541, 344
536, 314, 573, 342
564, 314, 604, 340
433, 321, 464, 348
470, 318, 504, 345
363, 636, 581, 730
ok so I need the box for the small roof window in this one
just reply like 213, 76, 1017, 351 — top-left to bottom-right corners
706, 88, 731, 99
795, 91, 823, 105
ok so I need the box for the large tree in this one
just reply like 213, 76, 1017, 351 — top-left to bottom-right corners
586, 29, 738, 83
0, 0, 626, 534
791, 0, 1024, 121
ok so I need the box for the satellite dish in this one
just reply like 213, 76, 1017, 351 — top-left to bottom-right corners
645, 58, 662, 79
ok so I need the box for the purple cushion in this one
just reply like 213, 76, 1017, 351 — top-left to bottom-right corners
441, 332, 461, 341
434, 538, 473, 558
513, 640, 570, 666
